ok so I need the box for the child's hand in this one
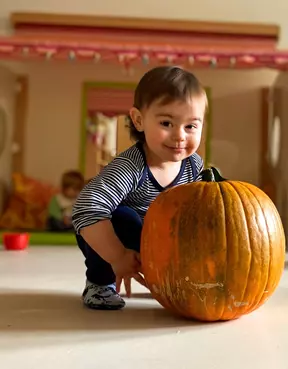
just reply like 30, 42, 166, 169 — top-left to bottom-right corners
111, 249, 146, 297
117, 274, 146, 298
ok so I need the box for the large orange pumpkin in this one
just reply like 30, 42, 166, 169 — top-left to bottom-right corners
141, 167, 286, 321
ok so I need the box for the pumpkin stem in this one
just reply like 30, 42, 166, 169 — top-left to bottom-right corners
200, 167, 227, 182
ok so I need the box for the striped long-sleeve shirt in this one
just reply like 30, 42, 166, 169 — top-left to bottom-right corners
72, 142, 203, 233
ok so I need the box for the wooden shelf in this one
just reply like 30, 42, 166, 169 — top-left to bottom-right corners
10, 12, 279, 39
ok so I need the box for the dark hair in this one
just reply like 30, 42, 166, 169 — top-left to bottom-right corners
61, 170, 84, 191
127, 66, 207, 142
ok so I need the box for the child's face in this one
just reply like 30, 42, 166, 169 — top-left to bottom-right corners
132, 96, 206, 163
63, 187, 80, 200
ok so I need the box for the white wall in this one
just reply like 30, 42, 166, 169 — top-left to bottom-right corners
1, 1, 288, 47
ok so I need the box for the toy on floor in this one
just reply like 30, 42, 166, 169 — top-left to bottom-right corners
141, 167, 285, 322
2, 232, 30, 250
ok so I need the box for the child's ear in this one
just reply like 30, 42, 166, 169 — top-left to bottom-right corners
129, 107, 144, 132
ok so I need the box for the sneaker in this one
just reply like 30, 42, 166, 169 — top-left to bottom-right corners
82, 280, 126, 310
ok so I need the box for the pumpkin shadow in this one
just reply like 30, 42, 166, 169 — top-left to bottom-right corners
0, 290, 210, 333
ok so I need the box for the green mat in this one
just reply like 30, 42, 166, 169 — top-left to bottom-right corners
0, 230, 77, 246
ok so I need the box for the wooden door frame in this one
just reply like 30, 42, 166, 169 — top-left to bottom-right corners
79, 81, 136, 174
12, 75, 28, 174
260, 87, 269, 191
260, 86, 282, 201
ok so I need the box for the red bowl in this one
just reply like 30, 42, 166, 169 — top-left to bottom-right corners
2, 233, 30, 251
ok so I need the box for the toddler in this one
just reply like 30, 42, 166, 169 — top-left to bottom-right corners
47, 170, 84, 231
72, 66, 207, 310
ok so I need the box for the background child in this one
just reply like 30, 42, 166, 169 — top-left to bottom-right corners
72, 66, 207, 310
47, 170, 84, 232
